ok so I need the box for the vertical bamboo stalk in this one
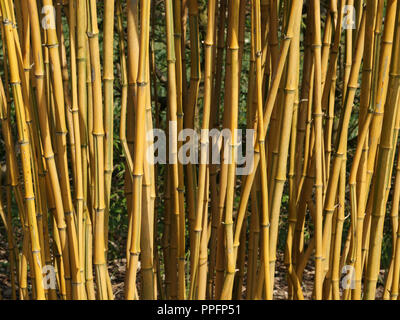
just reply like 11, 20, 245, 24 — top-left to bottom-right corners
125, 0, 151, 300
189, 0, 216, 300
364, 0, 400, 299
0, 0, 45, 300
87, 0, 110, 300
103, 0, 115, 276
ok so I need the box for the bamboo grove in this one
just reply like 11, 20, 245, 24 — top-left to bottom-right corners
0, 0, 400, 301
